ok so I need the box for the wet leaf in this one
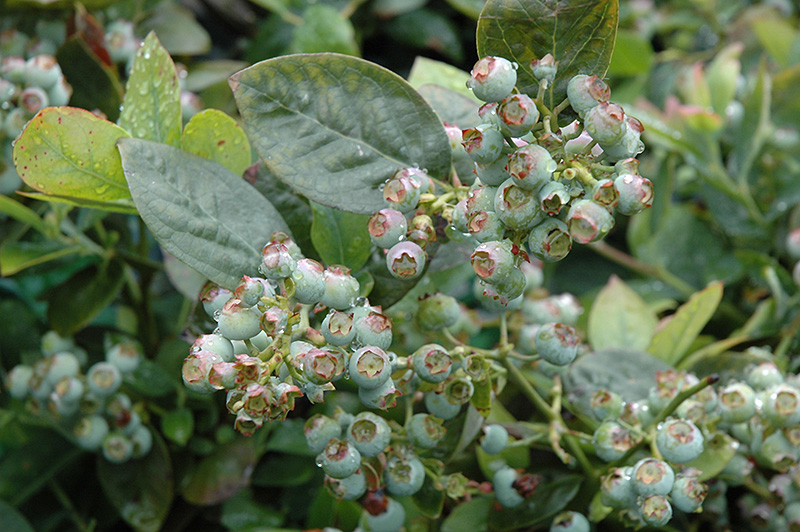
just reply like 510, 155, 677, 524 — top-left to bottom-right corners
181, 109, 252, 177
182, 437, 259, 505
588, 275, 658, 351
310, 202, 371, 271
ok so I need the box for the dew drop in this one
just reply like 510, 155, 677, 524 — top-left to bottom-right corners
315, 456, 324, 467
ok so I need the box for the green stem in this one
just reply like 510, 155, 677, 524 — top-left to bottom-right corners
499, 313, 508, 347
552, 98, 571, 118
49, 479, 90, 532
340, 0, 368, 18
503, 356, 556, 422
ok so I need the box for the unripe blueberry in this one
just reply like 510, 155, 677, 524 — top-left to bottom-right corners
305, 414, 343, 453
217, 299, 262, 341
528, 218, 572, 262
73, 415, 110, 451
493, 466, 524, 508
1, 56, 27, 83
566, 199, 614, 244
354, 310, 393, 350
320, 265, 360, 310
233, 275, 270, 308
758, 429, 797, 470
632, 458, 675, 496
591, 178, 618, 208
53, 375, 84, 405
601, 116, 645, 162
411, 344, 452, 383
45, 352, 80, 386
368, 208, 407, 248
535, 323, 579, 366
321, 311, 355, 346
475, 156, 511, 186
786, 228, 800, 260
640, 494, 673, 527
200, 283, 233, 318
467, 210, 505, 242
24, 54, 61, 89
466, 184, 497, 215
383, 173, 421, 213
475, 280, 524, 312
360, 496, 405, 532
494, 178, 542, 230
462, 124, 505, 164
614, 173, 653, 215
531, 54, 557, 83
784, 501, 800, 530
762, 383, 800, 427
671, 474, 708, 513
47, 75, 72, 107
87, 362, 122, 397
417, 293, 460, 330
259, 306, 289, 337
481, 424, 509, 455
261, 242, 297, 279
424, 391, 461, 420
358, 378, 401, 410
620, 400, 654, 427
600, 467, 636, 509
41, 330, 74, 357
326, 470, 367, 501
585, 102, 627, 144
396, 167, 432, 194
593, 420, 636, 461
349, 346, 392, 390
407, 413, 446, 448
304, 348, 342, 385
507, 144, 557, 191
747, 361, 783, 390
317, 439, 362, 479
452, 199, 470, 233
656, 418, 705, 463
106, 341, 142, 374
347, 412, 391, 457
385, 241, 426, 280
269, 231, 303, 260
478, 101, 503, 128
6, 365, 33, 399
492, 268, 527, 302
384, 456, 425, 496
19, 86, 48, 114
103, 431, 134, 463
718, 382, 756, 423
567, 75, 610, 118
183, 350, 223, 394
467, 56, 517, 103
591, 389, 623, 420
445, 376, 474, 405
550, 511, 590, 532
471, 240, 515, 284
105, 20, 138, 64
538, 180, 570, 216
130, 425, 153, 458
497, 94, 539, 137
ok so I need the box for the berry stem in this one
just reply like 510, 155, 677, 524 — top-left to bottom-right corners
552, 98, 571, 118
502, 356, 556, 423
49, 479, 91, 532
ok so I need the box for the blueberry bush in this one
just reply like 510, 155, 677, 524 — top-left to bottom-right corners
2, 0, 800, 531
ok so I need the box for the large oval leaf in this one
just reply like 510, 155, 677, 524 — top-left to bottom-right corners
477, 0, 618, 109
13, 107, 131, 201
181, 109, 252, 177
118, 138, 289, 290
230, 53, 451, 214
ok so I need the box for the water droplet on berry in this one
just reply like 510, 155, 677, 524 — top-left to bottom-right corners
315, 456, 323, 467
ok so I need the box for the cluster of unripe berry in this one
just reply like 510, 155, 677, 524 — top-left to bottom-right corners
367, 54, 653, 309
4, 331, 152, 463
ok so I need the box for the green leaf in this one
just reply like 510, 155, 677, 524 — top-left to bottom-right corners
118, 138, 289, 290
97, 432, 173, 532
118, 32, 182, 147
441, 497, 491, 532
411, 471, 446, 518
477, 0, 618, 109
264, 418, 316, 456
647, 282, 723, 366
185, 60, 249, 93
181, 109, 252, 177
362, 252, 423, 309
221, 489, 285, 531
310, 202, 371, 270
751, 14, 798, 68
161, 407, 194, 446
607, 29, 653, 77
14, 191, 137, 214
182, 437, 260, 505
46, 259, 126, 336
734, 63, 771, 184
0, 501, 34, 532
684, 431, 736, 482
416, 84, 481, 129
12, 107, 131, 201
408, 56, 479, 102
56, 37, 124, 122
251, 454, 316, 487
290, 4, 359, 56
706, 44, 743, 116
588, 275, 658, 351
139, 2, 211, 56
385, 9, 464, 63
445, 0, 486, 19
230, 53, 452, 214
487, 474, 582, 530
373, 0, 427, 17
0, 241, 81, 276
0, 195, 46, 234
126, 358, 178, 397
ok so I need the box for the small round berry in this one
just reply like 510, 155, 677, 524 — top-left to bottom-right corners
354, 310, 393, 350
467, 210, 505, 242
73, 415, 110, 451
462, 124, 505, 164
585, 102, 627, 144
45, 352, 80, 386
317, 439, 362, 479
507, 144, 557, 191
320, 266, 360, 310
200, 283, 233, 318
182, 350, 223, 394
105, 341, 142, 374
762, 383, 800, 427
417, 293, 461, 331
368, 208, 407, 248
494, 178, 542, 230
640, 494, 673, 527
102, 431, 134, 463
591, 178, 618, 208
467, 56, 517, 103
475, 281, 523, 312
303, 348, 342, 385
600, 467, 636, 509
290, 258, 326, 305
566, 199, 614, 244
528, 218, 572, 262
590, 389, 623, 420
481, 424, 509, 455
424, 391, 461, 420
260, 242, 297, 279
492, 267, 527, 302
601, 117, 645, 162
445, 376, 475, 405
531, 54, 557, 84
347, 412, 391, 457
670, 474, 708, 513
656, 418, 705, 463
326, 470, 367, 501
535, 323, 580, 366
411, 344, 453, 383
632, 458, 675, 496
567, 75, 610, 118
493, 466, 524, 508
130, 425, 153, 458
383, 173, 421, 213
614, 173, 653, 215
471, 240, 515, 284
360, 496, 405, 532
407, 413, 446, 449
19, 85, 49, 114
24, 54, 62, 89
6, 365, 33, 399
234, 275, 268, 307
357, 378, 401, 410
87, 362, 122, 397
747, 361, 783, 390
385, 241, 426, 280
217, 299, 262, 341
497, 94, 539, 137
550, 511, 590, 532
592, 420, 636, 462
41, 330, 75, 357
47, 75, 72, 106
475, 156, 511, 186
538, 180, 570, 216
466, 184, 497, 215
620, 400, 654, 427
321, 311, 356, 346
305, 414, 343, 454
384, 455, 425, 496
349, 346, 392, 390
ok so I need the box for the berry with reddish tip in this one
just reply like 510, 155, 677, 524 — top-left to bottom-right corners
507, 144, 557, 191
385, 241, 426, 280
467, 56, 517, 103
462, 124, 505, 164
407, 413, 446, 448
497, 94, 540, 137
471, 240, 515, 284
320, 266, 360, 310
585, 102, 627, 144
260, 242, 297, 279
411, 344, 453, 383
567, 74, 610, 118
566, 199, 614, 243
349, 346, 392, 390
528, 218, 572, 262
368, 208, 407, 248
317, 439, 362, 479
614, 173, 653, 215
